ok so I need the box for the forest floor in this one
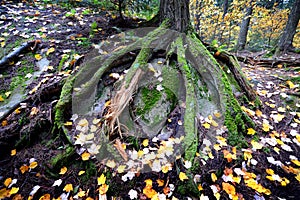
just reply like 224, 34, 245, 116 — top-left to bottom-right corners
0, 1, 300, 200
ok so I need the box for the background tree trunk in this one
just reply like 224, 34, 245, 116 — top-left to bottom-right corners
236, 0, 253, 51
159, 0, 190, 32
277, 0, 300, 52
222, 0, 229, 19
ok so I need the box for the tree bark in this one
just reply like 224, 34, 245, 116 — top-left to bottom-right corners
236, 0, 253, 51
159, 0, 190, 32
277, 0, 300, 52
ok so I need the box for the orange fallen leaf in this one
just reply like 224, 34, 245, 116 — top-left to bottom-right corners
4, 178, 12, 187
81, 152, 90, 161
99, 184, 109, 195
59, 166, 67, 175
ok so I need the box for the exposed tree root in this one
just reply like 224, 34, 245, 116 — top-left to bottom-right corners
52, 23, 259, 163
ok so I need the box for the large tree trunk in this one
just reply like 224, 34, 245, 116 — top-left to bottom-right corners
236, 0, 253, 51
159, 0, 190, 32
277, 0, 300, 52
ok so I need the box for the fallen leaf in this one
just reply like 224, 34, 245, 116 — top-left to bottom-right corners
99, 184, 109, 195
286, 80, 295, 89
59, 166, 67, 175
35, 54, 42, 60
78, 171, 85, 175
0, 95, 4, 102
46, 47, 55, 55
98, 174, 106, 185
11, 149, 16, 156
4, 178, 12, 187
20, 165, 29, 174
29, 161, 38, 169
9, 187, 19, 195
81, 152, 90, 161
179, 172, 188, 181
52, 179, 62, 187
211, 173, 217, 182
63, 184, 73, 192
247, 128, 256, 135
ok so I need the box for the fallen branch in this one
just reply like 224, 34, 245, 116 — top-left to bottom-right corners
0, 40, 40, 68
235, 54, 300, 68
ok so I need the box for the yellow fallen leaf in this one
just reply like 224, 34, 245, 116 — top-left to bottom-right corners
14, 108, 21, 114
78, 170, 85, 175
266, 168, 274, 175
46, 47, 55, 55
11, 149, 16, 156
203, 122, 210, 129
64, 121, 72, 126
271, 114, 285, 122
214, 112, 221, 118
291, 160, 300, 166
59, 166, 67, 175
77, 190, 86, 197
262, 123, 270, 132
179, 172, 188, 181
243, 150, 252, 161
81, 152, 90, 161
29, 161, 38, 169
295, 174, 300, 182
161, 165, 170, 173
211, 173, 217, 182
251, 140, 263, 150
142, 139, 149, 147
117, 165, 126, 173
286, 80, 295, 89
247, 128, 256, 135
211, 120, 218, 127
1, 41, 5, 47
278, 107, 286, 112
157, 61, 163, 64
78, 118, 89, 127
35, 54, 42, 60
5, 91, 11, 98
4, 178, 12, 187
9, 187, 19, 195
0, 95, 4, 102
98, 174, 106, 185
63, 184, 73, 192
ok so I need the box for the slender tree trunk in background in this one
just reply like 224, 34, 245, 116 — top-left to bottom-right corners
218, 0, 229, 43
159, 0, 190, 32
223, 0, 229, 19
236, 0, 253, 51
277, 0, 300, 52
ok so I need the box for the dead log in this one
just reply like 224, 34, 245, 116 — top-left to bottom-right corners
235, 54, 300, 68
0, 40, 40, 68
213, 50, 257, 101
